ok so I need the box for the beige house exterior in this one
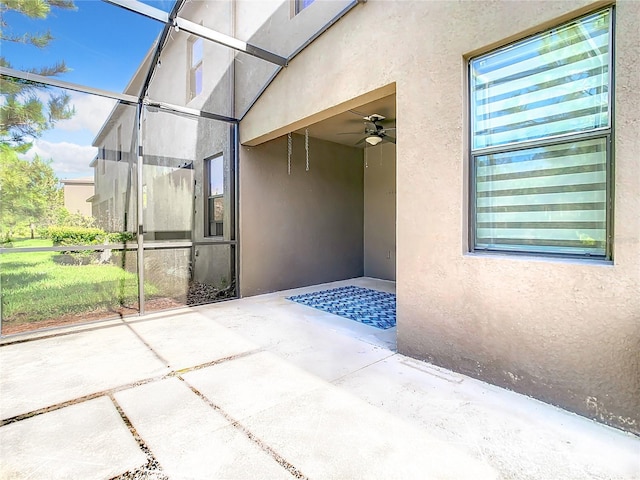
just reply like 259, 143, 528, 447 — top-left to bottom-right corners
92, 0, 639, 435
60, 177, 94, 218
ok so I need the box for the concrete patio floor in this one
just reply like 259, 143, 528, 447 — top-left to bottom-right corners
1, 277, 638, 479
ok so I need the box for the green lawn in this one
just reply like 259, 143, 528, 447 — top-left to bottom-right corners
1, 239, 156, 328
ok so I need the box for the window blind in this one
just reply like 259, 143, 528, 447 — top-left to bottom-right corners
475, 137, 607, 255
471, 9, 611, 150
470, 8, 612, 258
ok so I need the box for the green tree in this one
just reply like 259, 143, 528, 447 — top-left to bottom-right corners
0, 143, 63, 238
0, 0, 76, 150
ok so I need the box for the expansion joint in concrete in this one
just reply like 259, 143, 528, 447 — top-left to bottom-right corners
108, 394, 168, 480
0, 349, 264, 427
0, 374, 166, 427
178, 376, 309, 480
170, 348, 265, 376
121, 320, 172, 367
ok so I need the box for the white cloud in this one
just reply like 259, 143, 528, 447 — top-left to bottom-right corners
21, 140, 97, 179
54, 93, 117, 135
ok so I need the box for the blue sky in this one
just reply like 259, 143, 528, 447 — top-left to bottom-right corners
4, 0, 173, 178
3, 0, 170, 90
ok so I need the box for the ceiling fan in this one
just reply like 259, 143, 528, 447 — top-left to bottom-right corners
339, 113, 396, 146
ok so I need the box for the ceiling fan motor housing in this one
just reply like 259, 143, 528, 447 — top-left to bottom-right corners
364, 114, 386, 122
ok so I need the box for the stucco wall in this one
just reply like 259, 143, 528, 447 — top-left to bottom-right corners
62, 183, 93, 217
364, 142, 396, 281
240, 134, 364, 296
239, 0, 640, 434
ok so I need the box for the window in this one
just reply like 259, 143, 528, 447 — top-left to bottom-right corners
189, 37, 203, 99
295, 0, 315, 15
469, 8, 612, 258
205, 155, 224, 237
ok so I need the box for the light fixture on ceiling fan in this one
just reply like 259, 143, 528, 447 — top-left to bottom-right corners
365, 136, 383, 146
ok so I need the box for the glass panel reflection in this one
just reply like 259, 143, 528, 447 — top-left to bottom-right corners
147, 27, 235, 116
234, 50, 281, 118
1, 85, 137, 245
143, 245, 235, 312
1, 248, 138, 335
142, 107, 233, 242
0, 83, 139, 334
139, 0, 179, 13
1, 0, 163, 94
91, 103, 139, 237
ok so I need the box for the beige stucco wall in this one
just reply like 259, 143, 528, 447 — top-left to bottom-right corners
62, 182, 93, 217
240, 134, 364, 296
240, 0, 640, 434
364, 142, 396, 281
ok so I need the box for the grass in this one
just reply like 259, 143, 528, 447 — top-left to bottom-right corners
1, 238, 157, 327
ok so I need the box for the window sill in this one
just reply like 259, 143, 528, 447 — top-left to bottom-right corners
464, 250, 614, 267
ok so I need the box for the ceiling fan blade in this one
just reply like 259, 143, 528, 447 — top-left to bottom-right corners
383, 127, 396, 131
348, 109, 368, 117
355, 137, 367, 146
383, 136, 396, 144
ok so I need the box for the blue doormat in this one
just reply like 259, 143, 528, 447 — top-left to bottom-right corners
287, 285, 396, 329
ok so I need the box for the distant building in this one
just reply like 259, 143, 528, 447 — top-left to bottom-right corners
60, 177, 94, 217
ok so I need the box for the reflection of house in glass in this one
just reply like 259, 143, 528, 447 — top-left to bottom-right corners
89, 104, 137, 234
89, 33, 235, 308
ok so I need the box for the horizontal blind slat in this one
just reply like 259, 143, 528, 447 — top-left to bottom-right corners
471, 9, 611, 150
474, 137, 607, 256
477, 190, 606, 208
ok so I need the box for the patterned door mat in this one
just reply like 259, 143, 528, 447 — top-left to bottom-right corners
287, 285, 396, 329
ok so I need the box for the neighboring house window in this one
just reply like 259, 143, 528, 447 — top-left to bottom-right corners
189, 37, 203, 100
206, 154, 224, 237
295, 0, 314, 14
469, 8, 612, 259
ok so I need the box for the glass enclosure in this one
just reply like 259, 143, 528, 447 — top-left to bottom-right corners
0, 0, 358, 334
0, 85, 140, 334
141, 107, 236, 312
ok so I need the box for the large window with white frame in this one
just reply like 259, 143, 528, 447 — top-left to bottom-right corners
469, 8, 613, 259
